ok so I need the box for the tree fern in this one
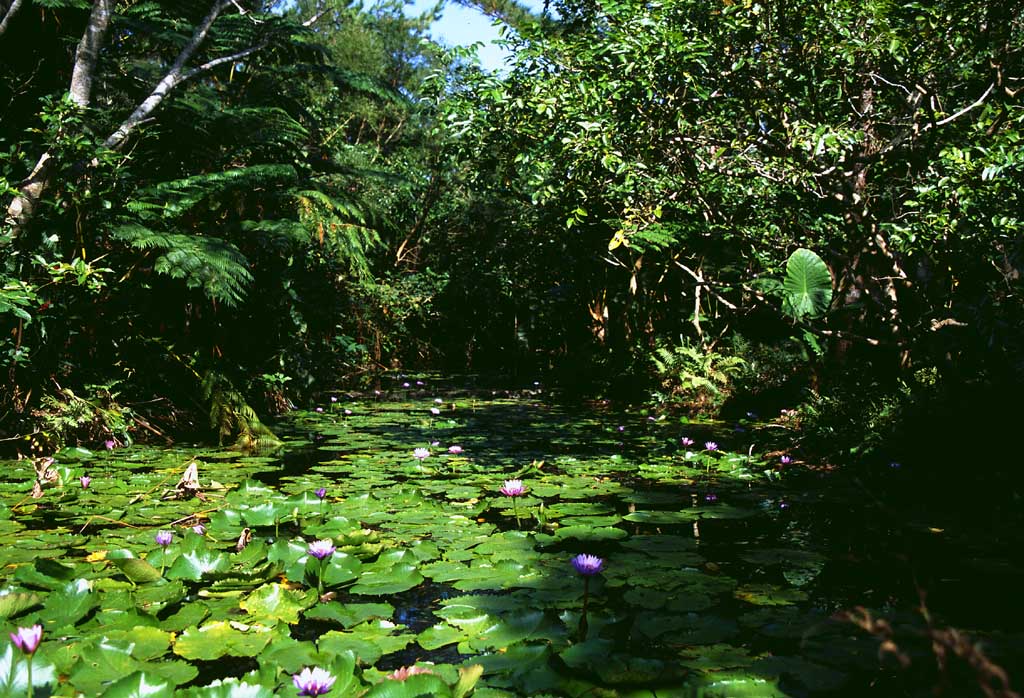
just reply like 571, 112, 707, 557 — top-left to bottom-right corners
294, 187, 382, 276
200, 370, 282, 450
111, 224, 253, 305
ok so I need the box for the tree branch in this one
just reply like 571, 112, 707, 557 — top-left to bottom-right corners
180, 41, 267, 83
928, 82, 995, 129
103, 0, 234, 150
0, 0, 24, 39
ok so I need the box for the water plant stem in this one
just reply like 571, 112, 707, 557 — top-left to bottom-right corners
25, 656, 33, 698
512, 498, 520, 529
579, 577, 590, 641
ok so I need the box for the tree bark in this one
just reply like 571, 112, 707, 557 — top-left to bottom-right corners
103, 0, 235, 150
4, 0, 112, 234
70, 0, 112, 107
0, 0, 24, 40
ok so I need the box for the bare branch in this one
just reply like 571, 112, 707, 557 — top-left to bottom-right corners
303, 8, 330, 26
180, 41, 267, 83
0, 0, 24, 39
928, 82, 995, 128
675, 261, 738, 310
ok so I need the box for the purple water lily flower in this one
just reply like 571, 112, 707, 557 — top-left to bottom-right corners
344, 409, 352, 416
571, 553, 604, 576
80, 475, 91, 489
430, 440, 440, 446
430, 407, 440, 415
293, 667, 336, 697
315, 487, 327, 499
315, 407, 324, 413
412, 448, 430, 461
680, 436, 694, 446
402, 382, 410, 388
307, 539, 336, 560
704, 492, 718, 503
434, 398, 443, 404
103, 439, 116, 450
500, 479, 525, 497
416, 380, 425, 386
10, 625, 42, 654
192, 524, 206, 535
617, 425, 625, 432
704, 441, 719, 451
780, 455, 792, 465
448, 445, 463, 455
330, 396, 338, 403
155, 530, 173, 547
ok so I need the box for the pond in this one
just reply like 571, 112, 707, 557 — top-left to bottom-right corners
1, 378, 1021, 697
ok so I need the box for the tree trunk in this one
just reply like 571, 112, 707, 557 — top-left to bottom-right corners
4, 0, 112, 236
70, 0, 111, 107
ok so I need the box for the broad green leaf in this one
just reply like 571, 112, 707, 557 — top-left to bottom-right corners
239, 583, 316, 623
99, 671, 174, 698
782, 248, 832, 319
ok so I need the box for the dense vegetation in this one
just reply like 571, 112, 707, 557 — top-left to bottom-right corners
2, 0, 1023, 466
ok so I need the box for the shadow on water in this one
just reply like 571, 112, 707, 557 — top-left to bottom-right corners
24, 382, 1014, 697
270, 391, 1024, 691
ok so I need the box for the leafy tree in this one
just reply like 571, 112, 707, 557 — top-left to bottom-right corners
440, 0, 1024, 390
0, 0, 448, 446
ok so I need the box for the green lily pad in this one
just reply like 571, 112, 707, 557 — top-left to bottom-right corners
98, 671, 174, 698
173, 622, 275, 661
0, 591, 42, 619
734, 584, 808, 606
304, 602, 394, 628
239, 583, 316, 623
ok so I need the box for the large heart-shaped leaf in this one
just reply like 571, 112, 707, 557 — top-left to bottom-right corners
783, 248, 832, 319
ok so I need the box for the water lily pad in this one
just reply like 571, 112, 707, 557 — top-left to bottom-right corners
305, 602, 394, 628
239, 583, 316, 623
734, 584, 808, 606
751, 656, 847, 692
0, 644, 57, 696
0, 591, 42, 619
317, 621, 413, 665
633, 612, 738, 644
176, 678, 275, 698
350, 550, 424, 595
98, 671, 174, 697
173, 621, 275, 660
551, 525, 628, 541
678, 643, 756, 671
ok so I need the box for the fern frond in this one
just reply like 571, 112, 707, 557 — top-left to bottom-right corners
111, 224, 253, 305
201, 371, 282, 450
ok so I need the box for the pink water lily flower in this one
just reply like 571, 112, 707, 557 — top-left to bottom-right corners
80, 475, 91, 489
413, 448, 430, 460
448, 445, 463, 455
386, 665, 434, 681
10, 625, 42, 654
293, 667, 336, 696
500, 479, 525, 497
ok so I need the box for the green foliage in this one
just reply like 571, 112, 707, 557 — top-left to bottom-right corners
200, 371, 282, 451
651, 339, 747, 413
782, 249, 833, 321
112, 225, 253, 307
33, 383, 134, 450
